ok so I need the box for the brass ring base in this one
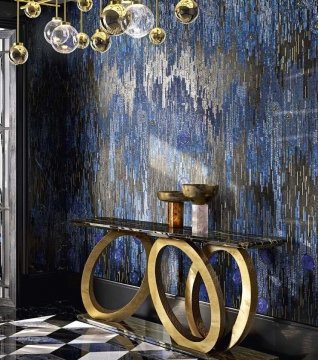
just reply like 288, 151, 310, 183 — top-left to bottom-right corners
147, 238, 225, 353
81, 230, 152, 321
185, 245, 258, 350
81, 232, 258, 353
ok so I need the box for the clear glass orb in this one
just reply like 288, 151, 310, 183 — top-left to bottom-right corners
121, 4, 154, 38
101, 2, 127, 36
149, 27, 166, 45
9, 42, 29, 65
175, 0, 199, 24
77, 0, 93, 12
51, 22, 79, 54
44, 17, 63, 44
24, 1, 41, 18
311, 15, 318, 34
77, 32, 90, 49
90, 28, 112, 53
51, 23, 70, 46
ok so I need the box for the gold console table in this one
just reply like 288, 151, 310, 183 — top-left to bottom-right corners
73, 217, 285, 355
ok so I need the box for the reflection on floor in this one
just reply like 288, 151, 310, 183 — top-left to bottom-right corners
0, 314, 196, 360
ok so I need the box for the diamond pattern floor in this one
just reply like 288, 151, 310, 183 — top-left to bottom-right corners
0, 315, 195, 359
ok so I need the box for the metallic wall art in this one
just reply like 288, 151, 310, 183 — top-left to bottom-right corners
26, 0, 318, 328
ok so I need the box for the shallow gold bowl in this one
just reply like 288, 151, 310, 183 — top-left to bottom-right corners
182, 184, 218, 205
157, 191, 188, 203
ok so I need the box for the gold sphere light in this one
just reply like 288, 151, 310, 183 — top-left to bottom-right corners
24, 1, 42, 19
100, 0, 127, 36
77, 6, 90, 49
149, 0, 165, 45
175, 0, 199, 24
77, 32, 90, 49
77, 0, 93, 12
149, 27, 166, 45
9, 42, 29, 65
91, 28, 112, 53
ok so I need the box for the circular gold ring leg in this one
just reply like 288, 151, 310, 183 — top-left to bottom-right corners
185, 245, 258, 350
81, 230, 152, 321
148, 238, 225, 353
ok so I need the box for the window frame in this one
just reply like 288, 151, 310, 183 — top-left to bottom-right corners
0, 15, 27, 307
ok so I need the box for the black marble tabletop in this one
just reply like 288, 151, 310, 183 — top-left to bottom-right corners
72, 217, 286, 249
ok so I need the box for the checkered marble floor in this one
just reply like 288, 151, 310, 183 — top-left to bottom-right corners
0, 314, 196, 359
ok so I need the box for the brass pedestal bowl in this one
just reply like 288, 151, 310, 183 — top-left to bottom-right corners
157, 191, 188, 203
157, 191, 188, 228
182, 184, 218, 205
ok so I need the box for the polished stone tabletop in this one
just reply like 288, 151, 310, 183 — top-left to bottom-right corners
72, 217, 286, 249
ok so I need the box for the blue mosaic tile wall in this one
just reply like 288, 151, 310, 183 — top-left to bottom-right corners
26, 0, 318, 327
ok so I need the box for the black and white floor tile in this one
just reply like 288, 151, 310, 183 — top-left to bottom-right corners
0, 315, 196, 360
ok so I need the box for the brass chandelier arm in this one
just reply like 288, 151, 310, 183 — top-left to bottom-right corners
155, 0, 158, 28
99, 0, 103, 17
16, 0, 61, 8
80, 9, 83, 33
17, 0, 20, 42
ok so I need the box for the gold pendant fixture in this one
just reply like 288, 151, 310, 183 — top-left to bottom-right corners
44, 0, 62, 43
51, 0, 79, 54
175, 0, 199, 24
77, 0, 93, 12
149, 0, 166, 45
77, 9, 90, 49
100, 0, 127, 36
24, 1, 42, 18
9, 0, 200, 64
9, 0, 29, 65
91, 28, 111, 53
90, 0, 111, 53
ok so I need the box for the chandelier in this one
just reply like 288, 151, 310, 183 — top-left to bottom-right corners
9, 0, 199, 65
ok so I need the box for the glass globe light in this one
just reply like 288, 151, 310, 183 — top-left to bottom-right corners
77, 0, 93, 12
24, 1, 41, 18
51, 23, 70, 46
175, 0, 199, 24
9, 42, 29, 65
44, 17, 63, 44
311, 15, 318, 34
77, 32, 90, 49
90, 28, 112, 53
149, 27, 166, 45
51, 22, 79, 54
121, 3, 154, 38
100, 1, 127, 36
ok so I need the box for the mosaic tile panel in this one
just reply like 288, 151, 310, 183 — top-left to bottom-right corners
26, 0, 318, 326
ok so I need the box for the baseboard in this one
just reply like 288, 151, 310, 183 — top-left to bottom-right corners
93, 277, 318, 360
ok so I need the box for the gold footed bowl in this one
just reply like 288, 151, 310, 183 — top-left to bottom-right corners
182, 184, 218, 205
157, 191, 188, 203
